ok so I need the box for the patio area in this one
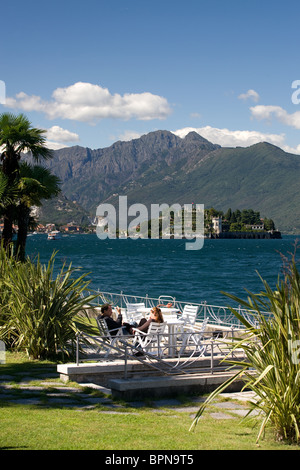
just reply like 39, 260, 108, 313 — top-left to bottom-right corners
57, 313, 249, 399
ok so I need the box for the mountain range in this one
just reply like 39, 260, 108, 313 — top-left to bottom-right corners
37, 130, 300, 233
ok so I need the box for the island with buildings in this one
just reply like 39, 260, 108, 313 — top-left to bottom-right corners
207, 208, 281, 239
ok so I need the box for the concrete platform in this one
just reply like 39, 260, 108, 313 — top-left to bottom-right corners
57, 354, 247, 400
108, 371, 246, 400
57, 355, 226, 386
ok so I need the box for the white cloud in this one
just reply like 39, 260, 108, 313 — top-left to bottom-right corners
46, 126, 79, 143
43, 125, 80, 150
238, 89, 260, 102
250, 104, 300, 129
281, 144, 300, 155
117, 130, 143, 141
6, 92, 44, 112
45, 141, 70, 150
172, 125, 285, 148
5, 82, 172, 122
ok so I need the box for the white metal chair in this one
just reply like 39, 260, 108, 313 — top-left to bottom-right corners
178, 304, 198, 325
126, 302, 146, 311
178, 318, 209, 356
132, 322, 167, 357
125, 303, 146, 323
96, 317, 126, 357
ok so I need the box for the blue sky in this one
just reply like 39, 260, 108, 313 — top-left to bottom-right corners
1, 0, 300, 153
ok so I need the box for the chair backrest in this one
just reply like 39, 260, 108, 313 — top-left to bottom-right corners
147, 322, 166, 335
181, 305, 198, 324
96, 316, 112, 342
125, 303, 146, 322
96, 316, 110, 339
126, 303, 146, 312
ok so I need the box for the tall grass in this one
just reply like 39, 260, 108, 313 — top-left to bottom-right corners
191, 252, 300, 444
0, 246, 97, 360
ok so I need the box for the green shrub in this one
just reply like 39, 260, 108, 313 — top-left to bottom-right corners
0, 247, 96, 360
0, 244, 18, 344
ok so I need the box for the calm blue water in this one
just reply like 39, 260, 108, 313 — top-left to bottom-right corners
26, 234, 298, 307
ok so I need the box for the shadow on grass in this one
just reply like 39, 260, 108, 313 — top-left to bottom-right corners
0, 351, 61, 384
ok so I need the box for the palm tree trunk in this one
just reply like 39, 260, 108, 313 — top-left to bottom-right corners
1, 150, 19, 250
16, 204, 30, 261
1, 205, 14, 248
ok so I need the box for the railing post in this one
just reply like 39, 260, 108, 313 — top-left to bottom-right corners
157, 332, 161, 357
231, 326, 234, 358
124, 345, 128, 379
210, 340, 214, 374
76, 332, 80, 366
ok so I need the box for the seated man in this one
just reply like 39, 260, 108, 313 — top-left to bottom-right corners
98, 304, 125, 336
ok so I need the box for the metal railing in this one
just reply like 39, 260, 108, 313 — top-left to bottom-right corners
87, 290, 272, 328
75, 327, 248, 378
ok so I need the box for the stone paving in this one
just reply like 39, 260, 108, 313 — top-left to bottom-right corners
0, 368, 258, 419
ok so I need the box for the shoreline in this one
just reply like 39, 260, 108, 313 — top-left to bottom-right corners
209, 230, 282, 240
28, 230, 282, 239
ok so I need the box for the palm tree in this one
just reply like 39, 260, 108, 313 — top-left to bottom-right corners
0, 172, 18, 211
0, 172, 19, 246
16, 163, 61, 261
0, 113, 53, 247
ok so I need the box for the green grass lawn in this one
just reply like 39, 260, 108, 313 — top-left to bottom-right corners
0, 352, 298, 451
0, 405, 291, 451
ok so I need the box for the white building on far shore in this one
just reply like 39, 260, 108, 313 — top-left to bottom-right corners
211, 216, 222, 234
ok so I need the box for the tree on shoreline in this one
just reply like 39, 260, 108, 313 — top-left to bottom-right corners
205, 207, 276, 233
16, 163, 60, 261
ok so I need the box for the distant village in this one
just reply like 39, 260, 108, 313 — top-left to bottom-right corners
35, 222, 96, 234
0, 220, 96, 235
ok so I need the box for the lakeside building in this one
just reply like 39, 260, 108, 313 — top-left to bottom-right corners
245, 223, 264, 231
211, 217, 222, 235
60, 222, 82, 233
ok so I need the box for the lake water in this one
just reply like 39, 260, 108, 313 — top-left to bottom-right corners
26, 233, 299, 307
